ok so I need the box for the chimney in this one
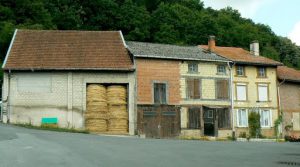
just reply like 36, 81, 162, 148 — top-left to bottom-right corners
208, 35, 216, 51
250, 40, 259, 56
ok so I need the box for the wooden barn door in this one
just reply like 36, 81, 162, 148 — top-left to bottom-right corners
138, 105, 180, 138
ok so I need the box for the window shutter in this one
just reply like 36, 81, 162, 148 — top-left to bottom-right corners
187, 79, 194, 99
293, 112, 300, 130
194, 79, 201, 99
236, 85, 246, 101
258, 85, 268, 101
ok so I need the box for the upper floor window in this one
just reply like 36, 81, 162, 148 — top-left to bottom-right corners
236, 66, 245, 76
258, 84, 268, 102
257, 67, 266, 78
216, 79, 229, 100
217, 65, 226, 75
236, 83, 247, 101
188, 63, 198, 73
186, 78, 201, 99
154, 83, 167, 104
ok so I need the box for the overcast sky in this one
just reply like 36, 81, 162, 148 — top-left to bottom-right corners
201, 0, 300, 46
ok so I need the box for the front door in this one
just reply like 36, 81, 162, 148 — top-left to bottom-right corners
204, 109, 215, 136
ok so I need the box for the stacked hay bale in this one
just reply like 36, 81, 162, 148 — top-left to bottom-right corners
85, 84, 108, 133
107, 85, 128, 133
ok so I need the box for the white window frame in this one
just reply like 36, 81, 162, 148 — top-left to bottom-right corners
236, 83, 247, 101
188, 63, 198, 73
258, 67, 266, 77
237, 109, 248, 127
217, 65, 226, 75
259, 109, 272, 128
258, 84, 268, 102
236, 66, 244, 76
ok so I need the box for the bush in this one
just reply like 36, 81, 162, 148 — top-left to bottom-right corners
248, 112, 261, 138
285, 135, 300, 142
239, 132, 247, 138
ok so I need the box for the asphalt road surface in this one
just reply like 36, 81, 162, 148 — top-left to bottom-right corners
0, 123, 299, 167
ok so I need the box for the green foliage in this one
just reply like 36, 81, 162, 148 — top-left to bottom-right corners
274, 114, 283, 138
0, 0, 300, 71
248, 112, 261, 138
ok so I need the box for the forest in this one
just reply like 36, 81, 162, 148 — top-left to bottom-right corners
0, 0, 300, 70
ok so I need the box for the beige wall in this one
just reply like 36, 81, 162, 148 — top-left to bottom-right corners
2, 71, 136, 135
233, 66, 279, 137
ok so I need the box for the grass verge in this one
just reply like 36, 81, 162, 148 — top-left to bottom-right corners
13, 123, 89, 134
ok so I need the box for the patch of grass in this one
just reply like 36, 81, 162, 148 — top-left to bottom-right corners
13, 123, 89, 134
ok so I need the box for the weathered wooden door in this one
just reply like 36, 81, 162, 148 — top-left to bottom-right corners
138, 105, 180, 138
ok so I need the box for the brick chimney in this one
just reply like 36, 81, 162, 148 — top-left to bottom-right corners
208, 35, 216, 51
250, 40, 259, 56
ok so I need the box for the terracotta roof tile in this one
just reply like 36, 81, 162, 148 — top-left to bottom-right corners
200, 45, 282, 66
3, 29, 134, 70
277, 66, 300, 82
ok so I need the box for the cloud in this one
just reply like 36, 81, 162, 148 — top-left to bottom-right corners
201, 0, 270, 18
288, 21, 300, 46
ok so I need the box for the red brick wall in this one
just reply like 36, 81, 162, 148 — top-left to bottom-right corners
279, 82, 300, 136
279, 82, 300, 113
136, 58, 181, 105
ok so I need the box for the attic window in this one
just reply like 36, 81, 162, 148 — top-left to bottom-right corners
217, 65, 226, 75
257, 67, 266, 78
188, 63, 198, 73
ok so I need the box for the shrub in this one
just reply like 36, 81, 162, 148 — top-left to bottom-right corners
248, 111, 261, 138
239, 132, 247, 138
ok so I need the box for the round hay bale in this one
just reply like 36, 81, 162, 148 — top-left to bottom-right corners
108, 105, 128, 119
107, 85, 127, 105
108, 118, 128, 133
85, 119, 107, 132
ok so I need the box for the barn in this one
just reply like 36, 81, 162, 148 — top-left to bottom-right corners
1, 29, 136, 135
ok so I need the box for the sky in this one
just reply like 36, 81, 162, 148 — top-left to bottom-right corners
201, 0, 300, 46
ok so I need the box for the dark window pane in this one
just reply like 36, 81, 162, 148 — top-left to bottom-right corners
188, 108, 200, 129
216, 80, 229, 99
154, 83, 167, 104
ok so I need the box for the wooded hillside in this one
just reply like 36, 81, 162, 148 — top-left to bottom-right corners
1, 0, 299, 70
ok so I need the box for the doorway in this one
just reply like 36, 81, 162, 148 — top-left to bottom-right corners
203, 109, 215, 136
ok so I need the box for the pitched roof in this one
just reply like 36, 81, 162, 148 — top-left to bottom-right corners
200, 45, 282, 66
127, 41, 229, 62
3, 29, 134, 70
277, 66, 300, 83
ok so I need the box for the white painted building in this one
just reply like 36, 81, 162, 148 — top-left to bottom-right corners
1, 29, 136, 135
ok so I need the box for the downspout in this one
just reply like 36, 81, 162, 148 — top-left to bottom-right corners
227, 62, 235, 137
277, 78, 285, 137
7, 70, 11, 123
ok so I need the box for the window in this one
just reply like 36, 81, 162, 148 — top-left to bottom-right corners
188, 63, 198, 73
258, 84, 268, 102
217, 65, 226, 74
237, 109, 248, 127
204, 110, 213, 118
218, 109, 231, 128
154, 83, 167, 104
257, 67, 266, 78
188, 108, 200, 129
260, 109, 271, 127
236, 66, 245, 76
292, 112, 300, 130
186, 79, 201, 99
236, 84, 247, 101
216, 79, 229, 99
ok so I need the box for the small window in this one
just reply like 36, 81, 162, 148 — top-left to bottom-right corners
236, 84, 247, 101
217, 65, 226, 75
204, 110, 213, 118
186, 78, 201, 99
257, 67, 266, 78
260, 109, 271, 127
154, 83, 167, 104
236, 66, 245, 76
188, 108, 200, 129
258, 84, 268, 102
188, 63, 198, 73
237, 109, 248, 127
216, 79, 229, 99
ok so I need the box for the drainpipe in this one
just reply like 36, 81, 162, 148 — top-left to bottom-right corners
227, 62, 235, 137
7, 70, 11, 123
277, 78, 285, 137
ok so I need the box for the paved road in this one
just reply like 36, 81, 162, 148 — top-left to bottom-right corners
0, 124, 299, 167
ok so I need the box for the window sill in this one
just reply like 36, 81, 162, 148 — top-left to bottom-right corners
236, 126, 248, 128
256, 76, 268, 79
235, 100, 248, 102
187, 72, 200, 74
234, 75, 247, 78
256, 100, 271, 103
216, 73, 227, 75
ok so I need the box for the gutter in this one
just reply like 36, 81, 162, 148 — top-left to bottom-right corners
3, 67, 135, 72
2, 29, 18, 69
228, 62, 236, 136
134, 54, 231, 63
277, 78, 285, 137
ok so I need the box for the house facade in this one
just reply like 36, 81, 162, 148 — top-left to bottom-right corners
277, 66, 300, 137
201, 37, 282, 137
127, 41, 232, 138
1, 29, 136, 135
